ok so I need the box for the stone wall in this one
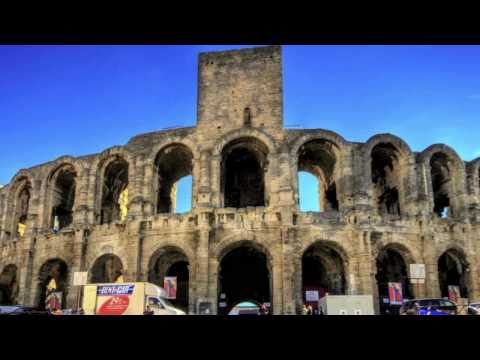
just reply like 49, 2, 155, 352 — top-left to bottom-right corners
0, 45, 479, 314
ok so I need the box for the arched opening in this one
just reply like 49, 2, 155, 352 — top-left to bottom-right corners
218, 243, 271, 315
14, 181, 31, 237
297, 140, 339, 212
90, 254, 124, 284
100, 158, 129, 224
155, 145, 193, 214
298, 171, 321, 212
0, 265, 18, 305
371, 143, 402, 216
49, 165, 76, 231
430, 153, 453, 218
221, 138, 268, 208
375, 247, 413, 314
37, 259, 69, 310
438, 249, 469, 300
302, 242, 346, 312
148, 247, 189, 312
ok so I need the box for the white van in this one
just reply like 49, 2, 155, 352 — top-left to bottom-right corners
82, 282, 186, 315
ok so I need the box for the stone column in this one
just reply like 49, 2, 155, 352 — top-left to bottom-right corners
280, 228, 297, 315
65, 229, 86, 308
271, 243, 284, 315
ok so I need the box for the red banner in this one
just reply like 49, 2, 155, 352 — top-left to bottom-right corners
388, 282, 403, 305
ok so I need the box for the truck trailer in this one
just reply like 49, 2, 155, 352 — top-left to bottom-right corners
318, 295, 375, 315
82, 282, 186, 315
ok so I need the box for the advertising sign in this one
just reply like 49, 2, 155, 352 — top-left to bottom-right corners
409, 264, 426, 279
45, 291, 62, 311
164, 277, 177, 300
73, 271, 88, 286
96, 285, 134, 315
448, 285, 461, 304
305, 290, 319, 302
388, 282, 403, 305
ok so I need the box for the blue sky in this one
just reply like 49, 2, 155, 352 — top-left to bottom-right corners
1, 45, 479, 211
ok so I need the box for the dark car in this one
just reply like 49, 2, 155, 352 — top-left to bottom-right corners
400, 299, 458, 315
0, 306, 48, 315
467, 303, 480, 315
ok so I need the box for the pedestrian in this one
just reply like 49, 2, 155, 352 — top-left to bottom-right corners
307, 304, 313, 315
143, 305, 154, 315
302, 304, 308, 315
259, 304, 269, 315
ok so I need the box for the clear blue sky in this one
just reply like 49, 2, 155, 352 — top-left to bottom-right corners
1, 45, 479, 211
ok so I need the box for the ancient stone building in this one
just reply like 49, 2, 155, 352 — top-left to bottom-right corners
1, 45, 479, 314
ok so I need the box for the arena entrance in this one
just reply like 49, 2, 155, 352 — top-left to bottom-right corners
90, 254, 124, 283
37, 259, 69, 310
375, 247, 413, 315
0, 265, 18, 305
438, 249, 469, 300
148, 247, 190, 312
218, 243, 271, 315
302, 242, 346, 313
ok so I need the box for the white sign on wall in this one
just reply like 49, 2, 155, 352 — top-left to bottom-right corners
305, 291, 319, 302
409, 264, 426, 279
73, 271, 88, 286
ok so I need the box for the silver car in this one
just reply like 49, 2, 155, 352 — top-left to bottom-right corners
467, 303, 480, 315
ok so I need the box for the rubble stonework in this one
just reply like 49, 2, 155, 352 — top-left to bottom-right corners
0, 45, 479, 314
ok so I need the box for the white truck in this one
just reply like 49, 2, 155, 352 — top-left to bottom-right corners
82, 282, 186, 315
318, 295, 375, 315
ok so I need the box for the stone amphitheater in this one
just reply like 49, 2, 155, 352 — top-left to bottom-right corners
0, 45, 478, 314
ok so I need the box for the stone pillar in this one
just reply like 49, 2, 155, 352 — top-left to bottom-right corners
143, 162, 154, 216
195, 218, 212, 313
424, 234, 441, 298
65, 229, 86, 308
271, 244, 284, 315
281, 228, 297, 315
207, 257, 219, 315
197, 150, 212, 207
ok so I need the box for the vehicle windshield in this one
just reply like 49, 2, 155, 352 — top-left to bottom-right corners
161, 297, 175, 308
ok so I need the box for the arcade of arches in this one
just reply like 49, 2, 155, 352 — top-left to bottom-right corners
2, 46, 480, 314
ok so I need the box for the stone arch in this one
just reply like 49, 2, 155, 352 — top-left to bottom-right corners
147, 245, 192, 312
419, 144, 467, 218
215, 239, 273, 315
374, 243, 415, 313
363, 134, 416, 217
6, 173, 34, 239
152, 143, 194, 214
212, 128, 278, 158
289, 129, 348, 158
95, 152, 131, 224
43, 161, 79, 230
290, 130, 347, 213
36, 258, 69, 309
220, 136, 270, 208
0, 264, 19, 305
89, 253, 125, 284
437, 245, 471, 299
301, 240, 349, 299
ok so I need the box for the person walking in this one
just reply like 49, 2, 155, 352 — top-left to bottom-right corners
143, 305, 154, 315
307, 304, 313, 315
302, 304, 308, 315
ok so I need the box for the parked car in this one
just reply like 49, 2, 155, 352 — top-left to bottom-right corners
400, 299, 458, 315
0, 305, 46, 315
467, 303, 480, 315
